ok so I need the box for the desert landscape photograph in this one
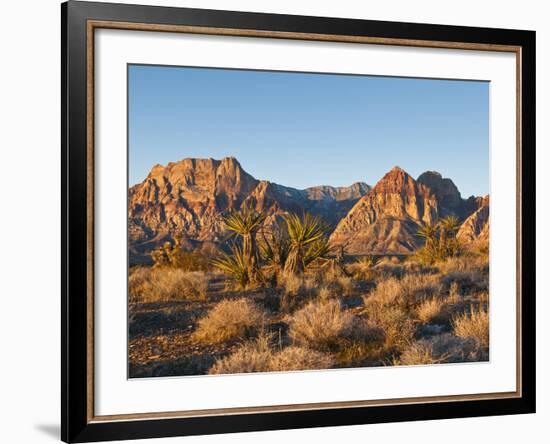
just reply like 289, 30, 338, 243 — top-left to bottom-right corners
127, 65, 490, 378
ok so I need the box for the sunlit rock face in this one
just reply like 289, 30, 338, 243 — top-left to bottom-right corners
329, 167, 440, 254
128, 157, 370, 263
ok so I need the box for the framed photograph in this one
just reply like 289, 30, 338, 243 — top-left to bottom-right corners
62, 1, 535, 442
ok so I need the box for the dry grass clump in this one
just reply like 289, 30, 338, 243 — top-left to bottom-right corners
317, 286, 332, 302
430, 333, 487, 362
289, 299, 354, 349
337, 275, 355, 295
448, 281, 461, 303
442, 271, 488, 293
209, 333, 272, 374
364, 303, 415, 353
303, 274, 320, 291
373, 257, 404, 277
452, 305, 489, 347
349, 256, 379, 280
280, 273, 303, 295
193, 298, 265, 344
209, 334, 334, 375
270, 346, 334, 371
416, 297, 446, 324
129, 267, 208, 302
365, 273, 440, 307
438, 255, 488, 275
395, 341, 445, 366
320, 266, 345, 285
395, 333, 487, 366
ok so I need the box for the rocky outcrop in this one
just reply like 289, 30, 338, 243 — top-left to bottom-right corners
129, 157, 489, 261
329, 167, 440, 254
304, 182, 371, 227
457, 197, 489, 245
128, 157, 370, 263
417, 171, 463, 215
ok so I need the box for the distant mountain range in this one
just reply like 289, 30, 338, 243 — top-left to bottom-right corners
128, 157, 488, 264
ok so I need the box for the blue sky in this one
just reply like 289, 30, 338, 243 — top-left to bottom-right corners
128, 65, 489, 197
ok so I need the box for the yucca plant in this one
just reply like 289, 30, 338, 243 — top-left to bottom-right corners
283, 213, 330, 275
211, 243, 249, 289
417, 216, 461, 264
416, 223, 439, 264
223, 205, 266, 283
417, 223, 438, 251
259, 220, 291, 283
438, 215, 461, 257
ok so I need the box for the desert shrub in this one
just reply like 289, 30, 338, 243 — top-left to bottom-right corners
365, 273, 440, 308
402, 261, 440, 279
317, 286, 332, 302
321, 264, 346, 286
395, 341, 444, 366
303, 274, 320, 291
280, 273, 304, 295
448, 281, 462, 303
430, 333, 487, 362
477, 291, 489, 304
337, 275, 355, 295
289, 299, 354, 350
438, 255, 489, 275
193, 298, 265, 344
346, 316, 385, 343
278, 271, 323, 297
350, 256, 379, 280
442, 271, 488, 293
452, 305, 489, 347
374, 257, 404, 278
128, 267, 152, 303
416, 297, 446, 324
129, 267, 208, 302
364, 303, 415, 353
209, 333, 272, 374
396, 333, 487, 366
270, 346, 334, 371
172, 250, 210, 271
150, 237, 210, 271
209, 333, 334, 375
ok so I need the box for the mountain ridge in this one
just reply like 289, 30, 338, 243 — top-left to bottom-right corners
129, 156, 488, 263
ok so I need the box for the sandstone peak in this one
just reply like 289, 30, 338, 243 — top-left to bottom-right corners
128, 156, 370, 263
417, 170, 462, 212
372, 166, 423, 195
129, 156, 488, 262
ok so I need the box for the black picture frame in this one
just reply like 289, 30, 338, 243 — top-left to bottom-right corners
62, 1, 536, 442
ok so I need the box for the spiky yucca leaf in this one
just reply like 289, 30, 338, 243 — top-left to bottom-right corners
223, 205, 266, 238
439, 215, 461, 234
211, 244, 249, 289
284, 213, 327, 248
283, 213, 330, 275
303, 238, 332, 268
221, 205, 267, 284
417, 224, 438, 241
259, 222, 291, 271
